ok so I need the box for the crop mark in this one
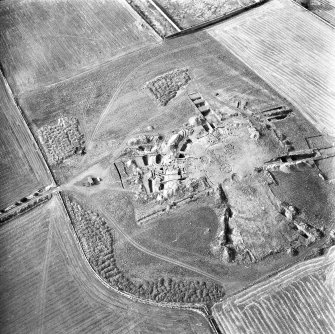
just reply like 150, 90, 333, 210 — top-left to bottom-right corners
48, 34, 105, 42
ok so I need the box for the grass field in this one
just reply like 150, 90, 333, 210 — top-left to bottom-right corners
208, 0, 335, 136
0, 74, 52, 211
212, 245, 335, 334
0, 0, 159, 94
143, 205, 218, 256
0, 194, 214, 334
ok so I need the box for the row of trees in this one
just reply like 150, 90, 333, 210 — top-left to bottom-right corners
65, 197, 225, 304
0, 194, 50, 224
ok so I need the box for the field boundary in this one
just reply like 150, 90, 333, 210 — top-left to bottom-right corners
0, 68, 56, 187
149, 0, 182, 31
122, 0, 163, 39
208, 8, 335, 137
211, 246, 335, 333
213, 245, 335, 311
220, 237, 334, 299
165, 0, 269, 38
288, 0, 335, 29
0, 193, 52, 225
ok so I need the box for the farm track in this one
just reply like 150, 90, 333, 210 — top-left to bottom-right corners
212, 246, 335, 334
37, 214, 53, 334
0, 195, 215, 333
208, 0, 335, 137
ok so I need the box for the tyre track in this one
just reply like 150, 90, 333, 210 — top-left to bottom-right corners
101, 208, 225, 285
87, 37, 211, 146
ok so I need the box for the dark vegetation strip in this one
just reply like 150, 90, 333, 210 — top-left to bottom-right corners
0, 194, 52, 225
166, 0, 270, 39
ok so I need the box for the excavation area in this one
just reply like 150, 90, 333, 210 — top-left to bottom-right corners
3, 0, 335, 332
111, 85, 333, 270
66, 58, 335, 297
17, 29, 335, 301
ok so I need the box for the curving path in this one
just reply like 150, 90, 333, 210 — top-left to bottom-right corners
0, 195, 215, 333
87, 37, 210, 146
100, 204, 225, 285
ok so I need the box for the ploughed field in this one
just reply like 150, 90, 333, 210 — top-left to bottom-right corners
0, 0, 159, 94
0, 74, 52, 211
212, 246, 335, 334
0, 195, 213, 334
208, 0, 335, 137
